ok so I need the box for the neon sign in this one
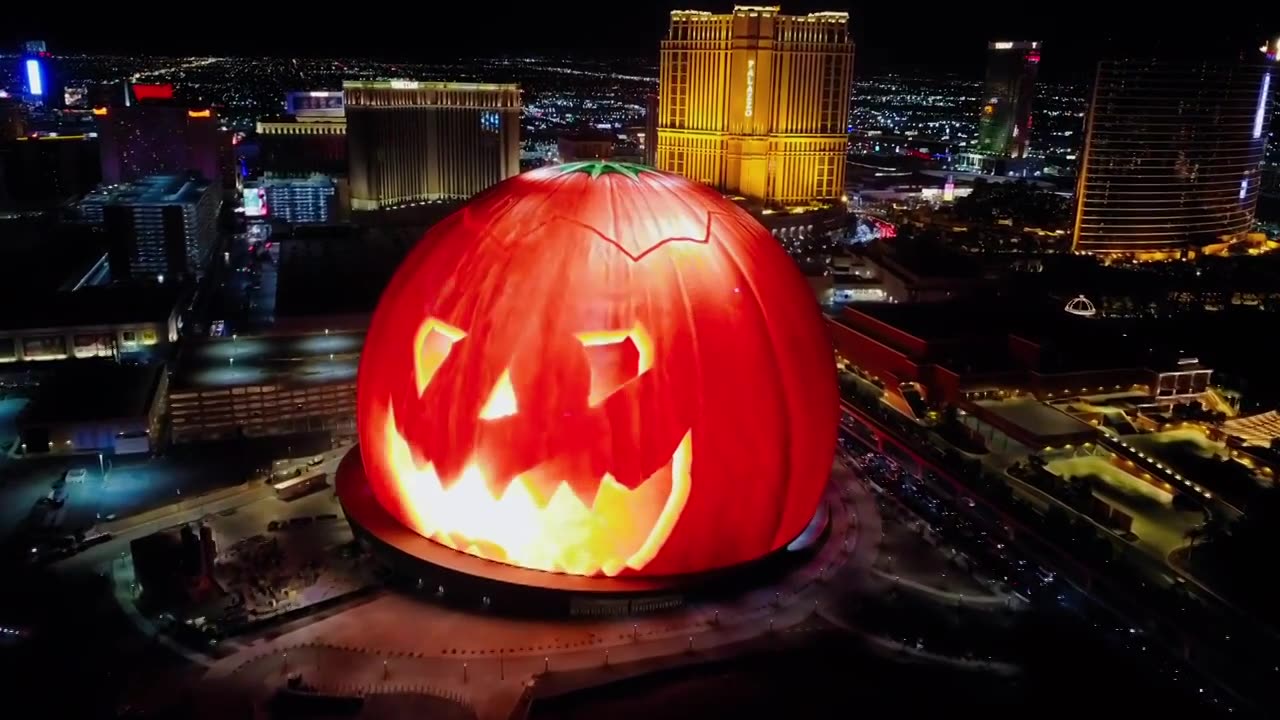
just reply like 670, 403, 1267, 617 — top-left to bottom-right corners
745, 58, 756, 118
132, 84, 174, 102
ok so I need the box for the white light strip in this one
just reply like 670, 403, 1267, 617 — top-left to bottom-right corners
1253, 71, 1271, 139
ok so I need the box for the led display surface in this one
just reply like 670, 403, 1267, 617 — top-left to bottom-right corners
357, 161, 838, 578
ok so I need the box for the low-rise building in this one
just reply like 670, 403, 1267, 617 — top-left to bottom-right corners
168, 332, 360, 442
829, 300, 1194, 407
0, 285, 181, 364
18, 360, 166, 455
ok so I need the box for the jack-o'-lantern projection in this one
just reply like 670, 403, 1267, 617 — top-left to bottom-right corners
357, 161, 838, 578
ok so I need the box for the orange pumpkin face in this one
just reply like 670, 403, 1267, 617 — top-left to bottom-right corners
357, 162, 838, 578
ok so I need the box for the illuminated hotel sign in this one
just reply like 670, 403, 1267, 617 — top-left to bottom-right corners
390, 80, 420, 90
992, 42, 1014, 50
286, 90, 345, 118
25, 59, 44, 96
745, 58, 756, 118
131, 83, 175, 102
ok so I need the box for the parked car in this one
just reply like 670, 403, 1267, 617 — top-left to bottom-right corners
65, 468, 88, 483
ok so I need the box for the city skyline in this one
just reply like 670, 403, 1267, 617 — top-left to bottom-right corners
2, 6, 1280, 720
4, 4, 1275, 79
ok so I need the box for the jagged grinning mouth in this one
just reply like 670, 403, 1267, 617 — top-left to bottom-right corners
381, 407, 692, 577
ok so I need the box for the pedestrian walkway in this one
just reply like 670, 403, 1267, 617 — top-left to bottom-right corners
196, 463, 873, 719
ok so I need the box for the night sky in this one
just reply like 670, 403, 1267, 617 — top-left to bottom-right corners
4, 2, 1277, 80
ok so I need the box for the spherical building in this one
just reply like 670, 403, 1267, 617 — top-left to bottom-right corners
345, 161, 838, 590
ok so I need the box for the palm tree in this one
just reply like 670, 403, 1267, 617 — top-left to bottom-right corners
1183, 524, 1206, 554
1184, 512, 1231, 564
1181, 522, 1209, 568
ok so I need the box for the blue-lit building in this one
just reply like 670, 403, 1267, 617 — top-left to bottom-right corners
19, 40, 60, 108
253, 175, 339, 224
80, 174, 220, 281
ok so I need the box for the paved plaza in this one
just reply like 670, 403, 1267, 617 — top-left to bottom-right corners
174, 460, 865, 718
76, 453, 1019, 720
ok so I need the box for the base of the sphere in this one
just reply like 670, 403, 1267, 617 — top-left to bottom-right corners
335, 447, 830, 617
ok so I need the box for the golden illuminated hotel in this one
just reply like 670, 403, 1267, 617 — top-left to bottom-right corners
344, 81, 521, 211
656, 5, 853, 206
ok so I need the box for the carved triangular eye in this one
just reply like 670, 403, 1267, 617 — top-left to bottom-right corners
414, 317, 466, 396
479, 370, 518, 420
575, 324, 653, 406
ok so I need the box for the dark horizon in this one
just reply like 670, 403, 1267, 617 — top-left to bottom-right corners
4, 3, 1276, 82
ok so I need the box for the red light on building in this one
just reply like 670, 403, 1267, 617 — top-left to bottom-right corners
355, 161, 838, 578
131, 83, 174, 102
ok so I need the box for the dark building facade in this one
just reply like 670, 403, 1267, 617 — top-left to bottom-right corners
256, 91, 347, 177
644, 93, 658, 167
344, 81, 521, 211
976, 41, 1041, 159
257, 121, 347, 177
97, 105, 223, 185
0, 98, 24, 140
0, 135, 100, 210
1073, 59, 1276, 254
81, 175, 219, 281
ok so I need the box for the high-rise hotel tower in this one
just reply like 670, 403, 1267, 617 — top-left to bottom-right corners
1073, 57, 1275, 254
976, 41, 1041, 159
656, 5, 853, 206
344, 81, 520, 211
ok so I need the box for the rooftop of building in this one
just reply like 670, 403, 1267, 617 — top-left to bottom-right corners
0, 284, 181, 332
275, 227, 414, 320
671, 6, 848, 20
851, 292, 1121, 340
253, 174, 336, 188
21, 360, 163, 424
837, 298, 1193, 376
342, 80, 519, 92
971, 397, 1096, 443
257, 114, 347, 124
171, 332, 361, 391
81, 174, 211, 207
867, 240, 986, 282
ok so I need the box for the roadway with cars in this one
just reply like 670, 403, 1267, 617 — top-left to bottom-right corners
838, 398, 1262, 714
